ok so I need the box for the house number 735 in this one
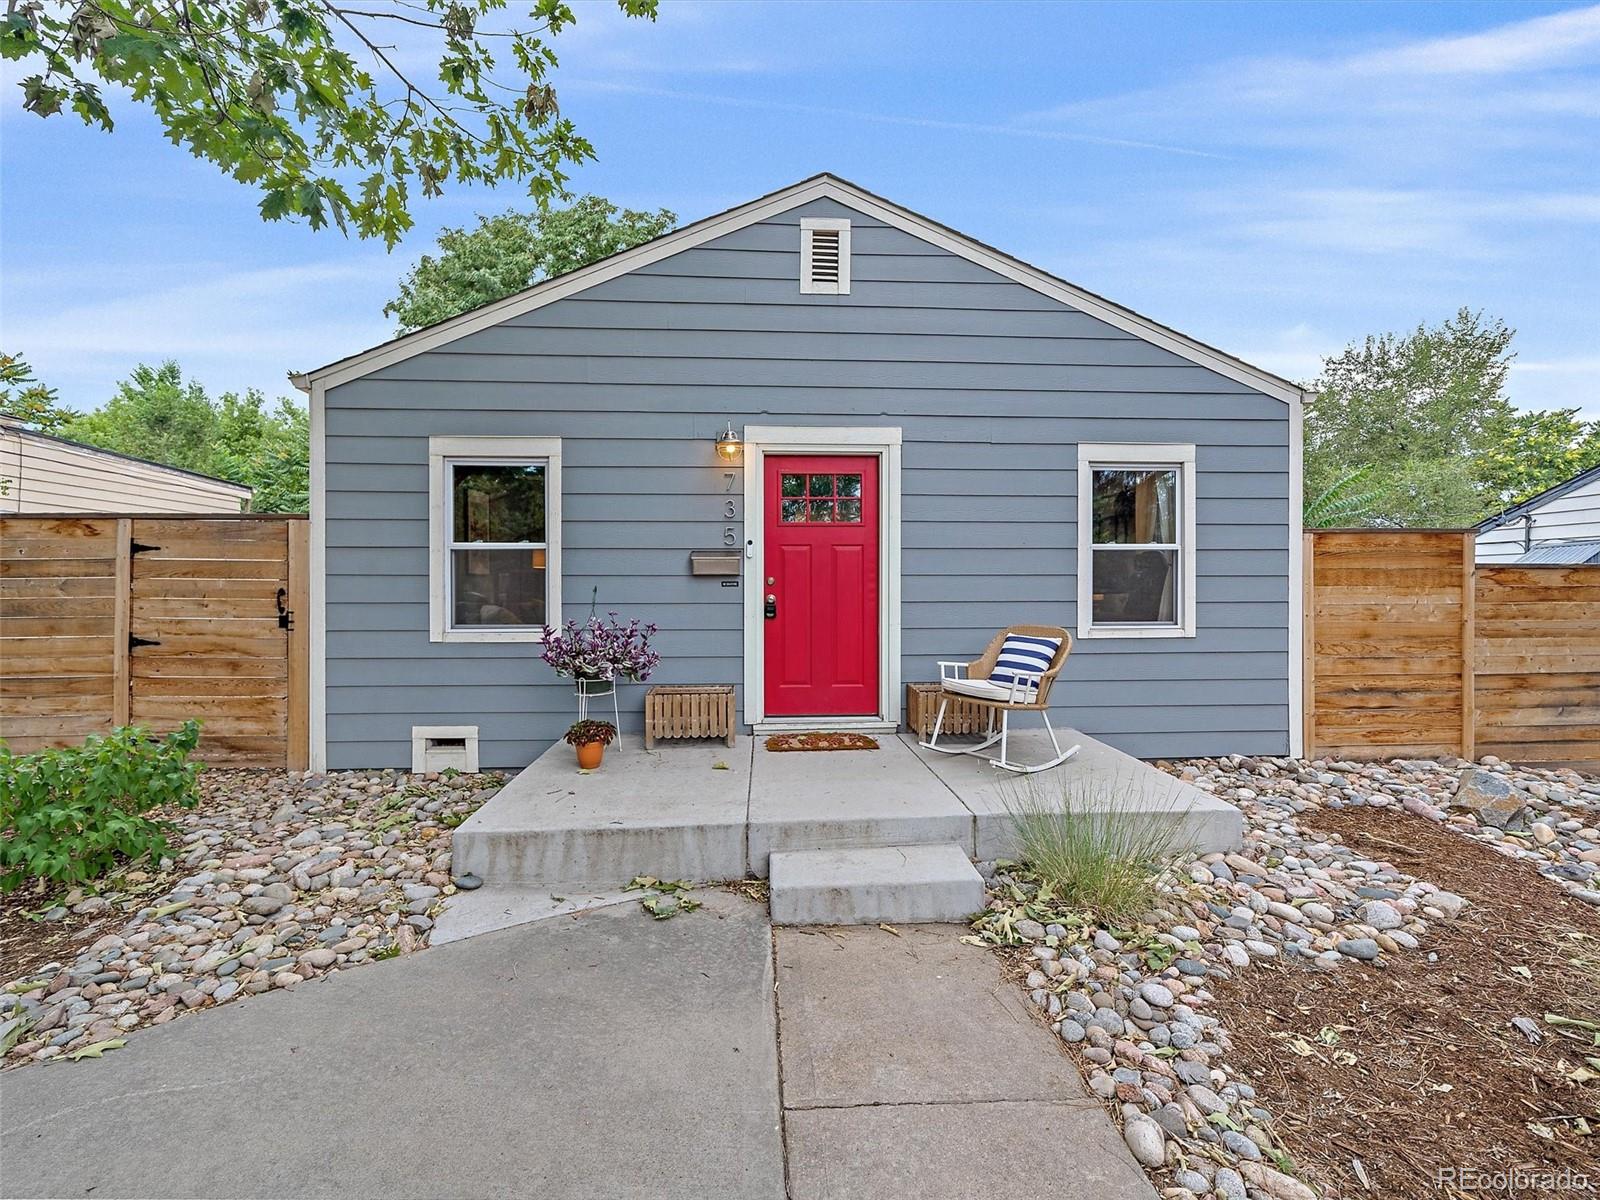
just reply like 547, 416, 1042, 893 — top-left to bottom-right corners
723, 471, 739, 545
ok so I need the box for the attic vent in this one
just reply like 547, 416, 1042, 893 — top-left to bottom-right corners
800, 218, 851, 295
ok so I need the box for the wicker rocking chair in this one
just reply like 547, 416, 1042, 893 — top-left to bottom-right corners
918, 625, 1080, 774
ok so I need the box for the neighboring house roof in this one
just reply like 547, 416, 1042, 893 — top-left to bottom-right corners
1514, 539, 1600, 565
0, 421, 253, 492
292, 173, 1306, 405
1476, 461, 1600, 534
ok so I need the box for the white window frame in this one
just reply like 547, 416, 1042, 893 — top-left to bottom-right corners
428, 435, 562, 643
800, 217, 851, 295
1076, 442, 1197, 640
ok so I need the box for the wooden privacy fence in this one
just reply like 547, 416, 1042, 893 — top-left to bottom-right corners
1, 515, 309, 767
1304, 530, 1600, 768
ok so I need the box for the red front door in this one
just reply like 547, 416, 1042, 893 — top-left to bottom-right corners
764, 455, 880, 717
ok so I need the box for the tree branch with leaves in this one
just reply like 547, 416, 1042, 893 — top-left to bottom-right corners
2, 0, 659, 245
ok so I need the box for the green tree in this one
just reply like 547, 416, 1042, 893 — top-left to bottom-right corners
1304, 308, 1517, 527
2, 0, 659, 245
63, 361, 216, 471
215, 392, 311, 512
0, 352, 73, 434
1475, 406, 1600, 511
385, 194, 677, 331
61, 361, 310, 512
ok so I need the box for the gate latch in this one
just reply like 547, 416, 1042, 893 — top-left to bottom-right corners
276, 587, 294, 631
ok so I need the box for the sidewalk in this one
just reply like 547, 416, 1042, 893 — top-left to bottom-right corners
775, 923, 1158, 1200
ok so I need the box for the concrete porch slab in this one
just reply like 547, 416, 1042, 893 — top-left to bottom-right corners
450, 727, 1242, 922
747, 733, 973, 874
903, 730, 1244, 859
451, 739, 752, 886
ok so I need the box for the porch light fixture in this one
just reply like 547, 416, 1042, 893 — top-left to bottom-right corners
714, 422, 743, 462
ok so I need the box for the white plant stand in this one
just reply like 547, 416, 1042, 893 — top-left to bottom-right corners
574, 677, 621, 744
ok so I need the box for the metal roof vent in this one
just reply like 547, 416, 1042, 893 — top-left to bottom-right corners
800, 218, 850, 295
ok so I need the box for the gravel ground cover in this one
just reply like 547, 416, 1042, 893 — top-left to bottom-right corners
974, 753, 1600, 1200
1, 768, 503, 1068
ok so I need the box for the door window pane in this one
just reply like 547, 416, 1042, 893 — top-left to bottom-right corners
1092, 468, 1176, 545
781, 473, 805, 497
452, 464, 546, 543
808, 474, 835, 496
452, 549, 546, 627
836, 498, 862, 523
808, 500, 834, 522
781, 499, 806, 523
1091, 549, 1177, 624
836, 474, 862, 498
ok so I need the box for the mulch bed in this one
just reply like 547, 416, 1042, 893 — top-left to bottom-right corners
0, 893, 120, 985
763, 732, 880, 752
1215, 807, 1600, 1198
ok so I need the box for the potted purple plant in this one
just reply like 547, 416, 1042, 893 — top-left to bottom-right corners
540, 612, 661, 727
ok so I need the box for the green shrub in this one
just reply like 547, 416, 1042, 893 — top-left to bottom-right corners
1000, 773, 1193, 926
0, 721, 203, 892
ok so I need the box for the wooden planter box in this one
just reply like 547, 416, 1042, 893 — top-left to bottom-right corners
644, 685, 738, 749
904, 682, 990, 740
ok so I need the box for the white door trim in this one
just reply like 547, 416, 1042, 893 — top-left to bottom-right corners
742, 425, 903, 730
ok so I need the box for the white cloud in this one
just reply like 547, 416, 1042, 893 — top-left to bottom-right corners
565, 78, 1230, 159
1509, 356, 1600, 417
11, 260, 396, 408
1346, 4, 1600, 77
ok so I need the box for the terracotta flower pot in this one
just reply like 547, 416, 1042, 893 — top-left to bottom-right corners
575, 740, 605, 770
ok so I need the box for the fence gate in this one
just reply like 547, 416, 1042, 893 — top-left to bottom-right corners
1, 515, 308, 768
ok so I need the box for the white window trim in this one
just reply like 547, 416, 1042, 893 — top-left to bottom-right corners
1076, 442, 1197, 640
428, 435, 562, 643
800, 217, 851, 295
742, 425, 901, 728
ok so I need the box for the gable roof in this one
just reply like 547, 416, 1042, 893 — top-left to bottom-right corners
1476, 461, 1600, 533
293, 173, 1304, 405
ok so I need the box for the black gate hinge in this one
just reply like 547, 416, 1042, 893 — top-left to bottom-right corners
129, 541, 161, 555
129, 634, 160, 650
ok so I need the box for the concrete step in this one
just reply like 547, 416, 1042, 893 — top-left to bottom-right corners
768, 843, 986, 926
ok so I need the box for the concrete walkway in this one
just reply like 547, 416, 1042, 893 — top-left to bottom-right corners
775, 924, 1157, 1200
2, 898, 1155, 1200
0, 892, 784, 1200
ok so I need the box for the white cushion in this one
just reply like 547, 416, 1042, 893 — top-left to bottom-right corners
944, 676, 1036, 703
988, 634, 1061, 689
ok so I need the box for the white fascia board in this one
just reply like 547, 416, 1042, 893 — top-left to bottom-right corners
296, 175, 1304, 407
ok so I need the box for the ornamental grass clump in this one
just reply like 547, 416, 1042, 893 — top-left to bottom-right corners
1000, 772, 1193, 926
0, 721, 203, 892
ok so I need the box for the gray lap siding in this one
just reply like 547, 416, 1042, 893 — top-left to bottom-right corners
323, 198, 1292, 768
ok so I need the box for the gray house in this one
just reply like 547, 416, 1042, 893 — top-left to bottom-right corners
296, 174, 1305, 772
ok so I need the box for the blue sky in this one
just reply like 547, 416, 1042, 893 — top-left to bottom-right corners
3, 0, 1597, 416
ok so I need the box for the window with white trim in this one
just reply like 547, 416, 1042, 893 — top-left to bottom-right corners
800, 217, 851, 294
428, 436, 561, 643
1076, 444, 1196, 639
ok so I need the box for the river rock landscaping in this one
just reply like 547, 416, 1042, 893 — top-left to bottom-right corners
974, 753, 1600, 1200
0, 768, 502, 1068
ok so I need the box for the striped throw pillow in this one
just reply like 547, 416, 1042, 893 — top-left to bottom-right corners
988, 634, 1062, 694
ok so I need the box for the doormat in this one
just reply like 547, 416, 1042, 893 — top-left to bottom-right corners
765, 732, 880, 752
